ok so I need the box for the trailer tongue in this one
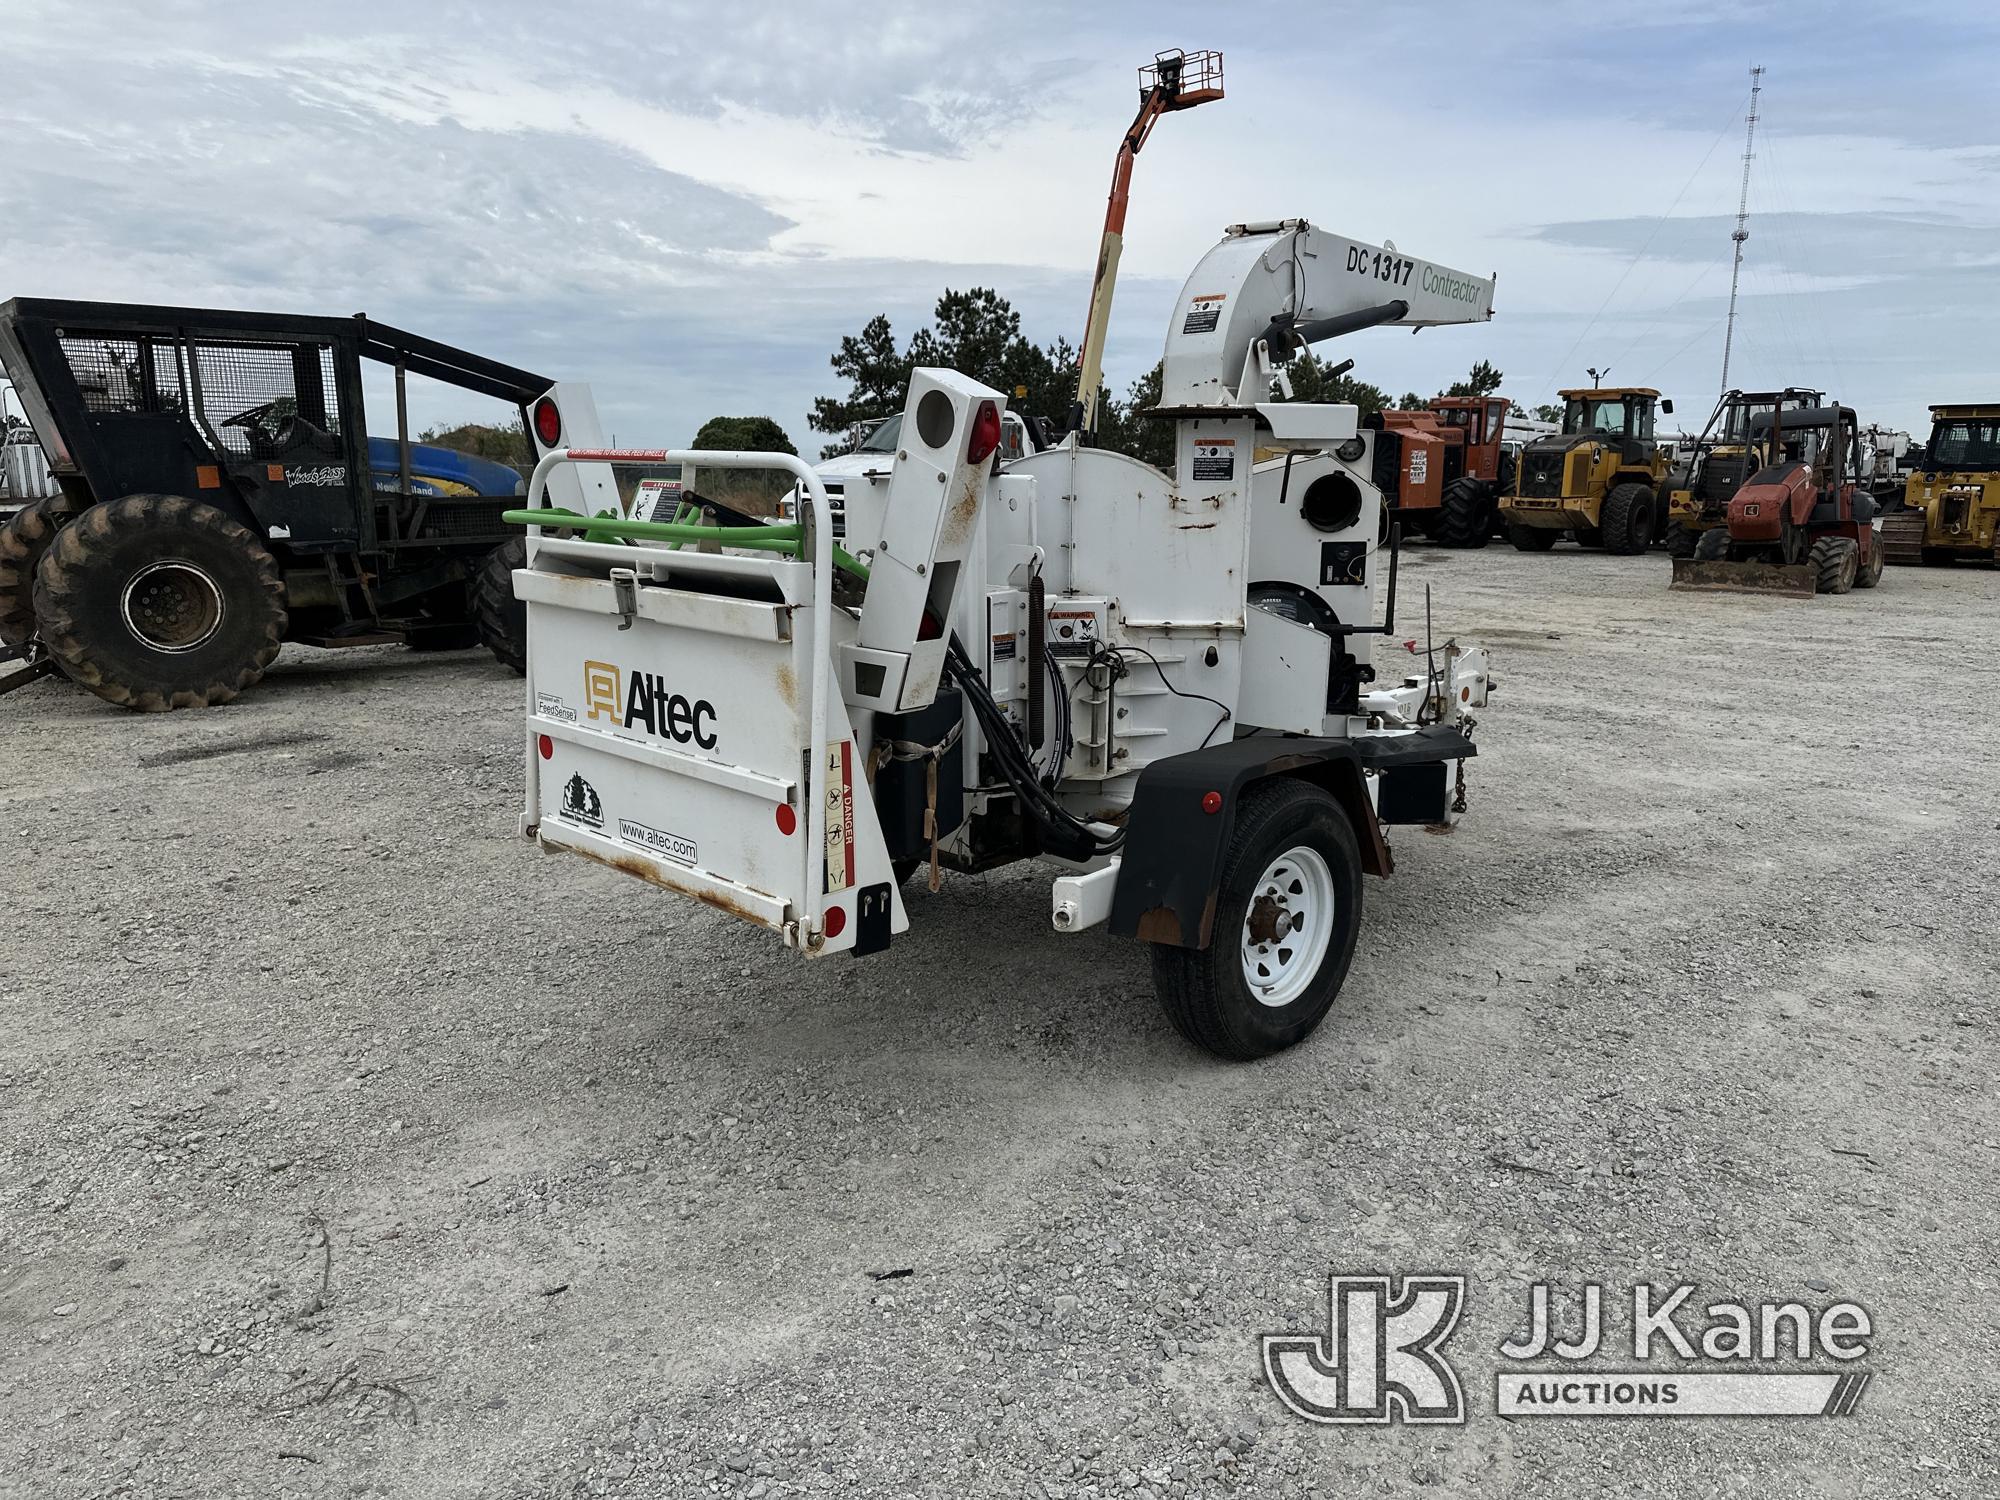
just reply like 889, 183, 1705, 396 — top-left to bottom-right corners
512, 218, 1500, 1058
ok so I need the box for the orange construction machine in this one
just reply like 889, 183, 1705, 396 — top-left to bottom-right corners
1365, 396, 1511, 548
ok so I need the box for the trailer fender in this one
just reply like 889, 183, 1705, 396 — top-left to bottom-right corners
1107, 728, 1474, 950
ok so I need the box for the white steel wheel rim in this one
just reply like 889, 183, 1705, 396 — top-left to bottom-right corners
121, 559, 226, 653
1240, 844, 1337, 1009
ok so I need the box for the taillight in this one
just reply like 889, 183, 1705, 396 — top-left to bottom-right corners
532, 396, 562, 448
967, 401, 1002, 465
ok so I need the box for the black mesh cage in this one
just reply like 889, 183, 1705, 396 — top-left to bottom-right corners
189, 341, 342, 458
60, 335, 187, 416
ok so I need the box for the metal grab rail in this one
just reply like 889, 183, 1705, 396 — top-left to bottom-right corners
519, 446, 838, 946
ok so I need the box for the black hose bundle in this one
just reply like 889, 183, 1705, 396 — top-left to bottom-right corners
942, 635, 1121, 863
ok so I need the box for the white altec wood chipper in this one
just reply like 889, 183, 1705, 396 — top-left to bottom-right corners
506, 220, 1497, 1059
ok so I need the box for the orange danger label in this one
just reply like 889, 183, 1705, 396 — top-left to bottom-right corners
824, 741, 855, 894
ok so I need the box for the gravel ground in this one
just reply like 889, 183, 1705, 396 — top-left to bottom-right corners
1, 545, 1995, 1499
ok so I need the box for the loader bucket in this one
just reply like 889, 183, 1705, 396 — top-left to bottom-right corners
1668, 557, 1816, 598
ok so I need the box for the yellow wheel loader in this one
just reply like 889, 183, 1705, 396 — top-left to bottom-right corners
1881, 404, 2000, 566
1661, 387, 1823, 557
1500, 388, 1672, 555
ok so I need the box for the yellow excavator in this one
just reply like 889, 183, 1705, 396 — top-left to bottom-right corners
1881, 403, 2000, 566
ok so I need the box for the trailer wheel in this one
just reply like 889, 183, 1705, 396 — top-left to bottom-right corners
1694, 525, 1730, 562
31, 494, 285, 711
1433, 477, 1493, 549
474, 536, 527, 676
1150, 778, 1363, 1061
1600, 482, 1655, 555
1506, 523, 1557, 552
1662, 521, 1697, 559
0, 493, 86, 647
1809, 535, 1860, 595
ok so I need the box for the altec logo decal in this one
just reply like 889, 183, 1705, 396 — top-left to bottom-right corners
1264, 1274, 1876, 1426
583, 660, 719, 750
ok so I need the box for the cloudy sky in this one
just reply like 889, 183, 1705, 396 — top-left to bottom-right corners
4, 1, 1994, 449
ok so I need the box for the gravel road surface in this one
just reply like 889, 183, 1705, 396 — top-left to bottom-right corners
2, 547, 1994, 1498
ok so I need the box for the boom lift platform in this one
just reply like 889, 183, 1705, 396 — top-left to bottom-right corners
511, 219, 1498, 1059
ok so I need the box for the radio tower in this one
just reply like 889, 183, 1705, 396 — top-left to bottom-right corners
1718, 65, 1763, 396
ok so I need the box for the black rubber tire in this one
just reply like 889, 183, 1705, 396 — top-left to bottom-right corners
474, 535, 528, 676
1433, 477, 1493, 549
1506, 523, 1558, 552
1694, 524, 1730, 561
1809, 535, 1860, 595
1600, 482, 1655, 555
0, 493, 87, 646
1662, 521, 1697, 559
1150, 778, 1363, 1061
1852, 536, 1885, 589
32, 494, 285, 711
1573, 526, 1603, 549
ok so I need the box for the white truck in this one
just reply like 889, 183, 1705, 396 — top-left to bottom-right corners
505, 218, 1497, 1059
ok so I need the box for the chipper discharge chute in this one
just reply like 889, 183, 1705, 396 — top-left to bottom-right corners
1670, 403, 1885, 598
511, 217, 1500, 1060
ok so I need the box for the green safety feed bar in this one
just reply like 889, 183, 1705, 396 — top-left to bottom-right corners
503, 508, 871, 579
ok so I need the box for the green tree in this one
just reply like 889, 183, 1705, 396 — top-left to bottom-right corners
1531, 402, 1563, 423
1441, 359, 1504, 398
417, 419, 532, 472
810, 290, 1081, 457
1095, 361, 1172, 471
1284, 350, 1393, 418
691, 415, 796, 454
1397, 392, 1426, 411
809, 313, 912, 458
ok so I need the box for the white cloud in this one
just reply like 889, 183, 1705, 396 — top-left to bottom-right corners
2, 1, 1994, 441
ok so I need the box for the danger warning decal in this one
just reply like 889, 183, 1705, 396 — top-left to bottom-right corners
1192, 437, 1236, 482
824, 740, 856, 894
1181, 293, 1226, 335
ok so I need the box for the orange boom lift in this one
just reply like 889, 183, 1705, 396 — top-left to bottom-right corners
1069, 50, 1223, 438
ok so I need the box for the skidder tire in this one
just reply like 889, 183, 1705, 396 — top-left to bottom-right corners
1662, 521, 1697, 559
1694, 524, 1730, 561
1433, 477, 1493, 549
1809, 535, 1860, 595
0, 493, 86, 646
1507, 523, 1558, 552
475, 535, 528, 676
32, 494, 286, 711
1150, 778, 1363, 1061
1600, 482, 1655, 555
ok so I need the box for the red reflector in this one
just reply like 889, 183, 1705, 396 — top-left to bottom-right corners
967, 400, 1002, 464
775, 804, 797, 836
537, 734, 554, 760
823, 905, 847, 939
917, 608, 943, 642
1201, 790, 1223, 815
532, 396, 562, 448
